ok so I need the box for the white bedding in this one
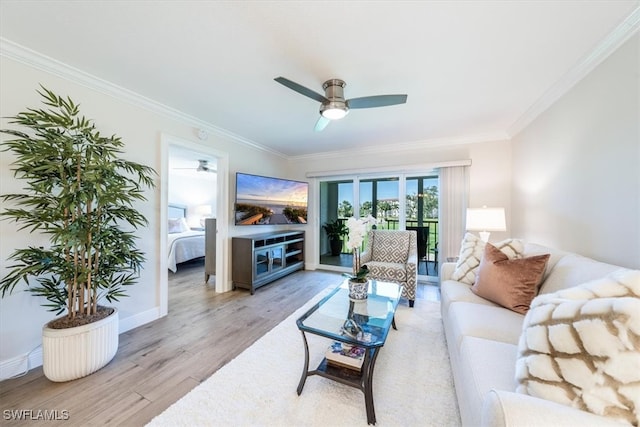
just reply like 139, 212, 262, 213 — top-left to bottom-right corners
168, 229, 205, 272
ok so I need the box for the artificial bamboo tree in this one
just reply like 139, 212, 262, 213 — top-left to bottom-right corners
0, 86, 156, 328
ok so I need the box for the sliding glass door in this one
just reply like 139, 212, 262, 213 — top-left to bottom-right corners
359, 178, 400, 229
319, 172, 439, 277
319, 180, 354, 267
406, 176, 439, 276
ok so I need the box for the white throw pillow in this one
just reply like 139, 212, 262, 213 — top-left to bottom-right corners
450, 233, 524, 285
168, 217, 189, 234
515, 269, 640, 425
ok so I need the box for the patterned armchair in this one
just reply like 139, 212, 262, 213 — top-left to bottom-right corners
360, 229, 418, 307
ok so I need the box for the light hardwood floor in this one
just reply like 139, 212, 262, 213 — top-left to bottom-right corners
0, 260, 439, 426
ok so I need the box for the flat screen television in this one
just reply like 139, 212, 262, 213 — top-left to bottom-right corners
235, 172, 308, 225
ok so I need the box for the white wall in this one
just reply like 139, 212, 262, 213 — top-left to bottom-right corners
468, 140, 512, 242
511, 34, 639, 269
0, 55, 288, 378
168, 172, 217, 227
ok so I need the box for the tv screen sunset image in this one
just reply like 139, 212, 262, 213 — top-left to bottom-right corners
235, 173, 308, 225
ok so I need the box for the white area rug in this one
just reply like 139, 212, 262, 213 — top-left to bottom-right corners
147, 289, 460, 426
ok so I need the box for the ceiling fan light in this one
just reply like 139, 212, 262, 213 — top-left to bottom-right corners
321, 107, 348, 120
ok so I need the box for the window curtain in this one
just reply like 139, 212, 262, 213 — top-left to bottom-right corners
438, 165, 469, 260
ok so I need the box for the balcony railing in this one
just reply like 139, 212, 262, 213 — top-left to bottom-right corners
385, 219, 439, 264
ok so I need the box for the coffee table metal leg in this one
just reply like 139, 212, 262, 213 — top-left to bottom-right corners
363, 347, 381, 424
296, 331, 310, 395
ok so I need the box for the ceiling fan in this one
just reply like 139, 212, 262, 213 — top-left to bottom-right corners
173, 159, 216, 173
274, 76, 408, 131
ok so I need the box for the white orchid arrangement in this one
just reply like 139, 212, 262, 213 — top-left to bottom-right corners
344, 215, 377, 282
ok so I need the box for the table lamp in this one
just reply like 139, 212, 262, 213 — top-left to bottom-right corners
465, 207, 506, 242
195, 205, 213, 228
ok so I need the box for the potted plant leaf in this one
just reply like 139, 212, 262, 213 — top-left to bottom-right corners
0, 86, 156, 382
322, 219, 348, 256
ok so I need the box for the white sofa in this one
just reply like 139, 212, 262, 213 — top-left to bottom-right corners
440, 242, 633, 426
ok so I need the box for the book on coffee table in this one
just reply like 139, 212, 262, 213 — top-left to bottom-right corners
325, 341, 365, 371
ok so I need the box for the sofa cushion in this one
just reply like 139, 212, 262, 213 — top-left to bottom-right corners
522, 242, 567, 282
447, 302, 525, 350
471, 243, 550, 314
440, 280, 500, 313
451, 233, 524, 285
538, 253, 622, 295
482, 390, 630, 427
456, 336, 519, 426
515, 269, 640, 425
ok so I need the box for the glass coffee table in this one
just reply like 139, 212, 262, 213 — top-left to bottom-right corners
296, 279, 403, 425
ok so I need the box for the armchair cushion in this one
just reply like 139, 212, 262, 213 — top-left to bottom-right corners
370, 231, 410, 263
365, 262, 407, 284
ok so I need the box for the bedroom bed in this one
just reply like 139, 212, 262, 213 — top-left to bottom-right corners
167, 204, 206, 273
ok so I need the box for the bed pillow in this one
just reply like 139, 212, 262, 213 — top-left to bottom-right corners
451, 233, 524, 285
515, 269, 640, 424
471, 243, 550, 314
168, 217, 189, 234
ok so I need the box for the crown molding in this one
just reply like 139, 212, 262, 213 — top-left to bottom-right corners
508, 6, 640, 138
306, 159, 472, 179
0, 38, 288, 159
289, 130, 509, 162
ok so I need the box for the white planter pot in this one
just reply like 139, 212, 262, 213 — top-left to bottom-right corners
42, 308, 119, 382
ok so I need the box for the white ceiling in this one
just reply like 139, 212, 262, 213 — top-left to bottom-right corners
1, 1, 638, 157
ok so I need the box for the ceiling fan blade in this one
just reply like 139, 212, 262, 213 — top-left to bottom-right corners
275, 77, 328, 103
199, 168, 216, 173
314, 116, 330, 132
347, 94, 408, 109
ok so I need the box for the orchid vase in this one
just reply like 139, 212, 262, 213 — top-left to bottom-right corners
343, 215, 377, 291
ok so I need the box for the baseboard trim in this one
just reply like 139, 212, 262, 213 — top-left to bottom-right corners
118, 307, 162, 334
0, 307, 163, 381
0, 348, 42, 381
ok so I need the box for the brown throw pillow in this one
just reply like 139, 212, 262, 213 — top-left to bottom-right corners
472, 243, 550, 314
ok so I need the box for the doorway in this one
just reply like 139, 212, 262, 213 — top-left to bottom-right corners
159, 134, 229, 317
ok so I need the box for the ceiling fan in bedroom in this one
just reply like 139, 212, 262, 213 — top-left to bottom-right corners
173, 159, 216, 173
274, 76, 408, 131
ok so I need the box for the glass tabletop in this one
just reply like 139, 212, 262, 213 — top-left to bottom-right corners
296, 279, 403, 348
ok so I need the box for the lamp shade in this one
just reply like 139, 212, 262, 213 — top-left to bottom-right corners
466, 207, 506, 232
195, 205, 212, 216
